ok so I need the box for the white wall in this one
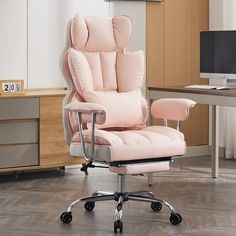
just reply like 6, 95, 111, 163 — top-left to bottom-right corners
209, 0, 224, 30
0, 0, 27, 87
222, 0, 236, 30
28, 0, 64, 88
210, 0, 236, 30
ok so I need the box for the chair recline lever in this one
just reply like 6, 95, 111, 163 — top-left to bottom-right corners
80, 161, 108, 173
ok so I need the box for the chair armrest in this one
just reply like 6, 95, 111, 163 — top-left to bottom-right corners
151, 98, 196, 121
65, 102, 107, 162
65, 102, 106, 125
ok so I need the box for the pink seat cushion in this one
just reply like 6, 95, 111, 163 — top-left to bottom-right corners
72, 126, 186, 162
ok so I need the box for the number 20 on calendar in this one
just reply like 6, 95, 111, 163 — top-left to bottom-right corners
0, 80, 24, 95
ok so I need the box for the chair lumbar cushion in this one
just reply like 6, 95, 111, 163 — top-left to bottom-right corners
85, 90, 145, 128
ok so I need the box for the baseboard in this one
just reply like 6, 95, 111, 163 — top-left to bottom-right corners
176, 145, 209, 158
219, 146, 225, 159
175, 145, 225, 158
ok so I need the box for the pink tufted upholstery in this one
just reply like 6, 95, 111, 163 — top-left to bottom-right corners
65, 102, 106, 125
71, 126, 185, 162
61, 15, 194, 231
70, 15, 132, 52
151, 98, 196, 121
116, 51, 144, 92
66, 15, 147, 131
63, 14, 195, 174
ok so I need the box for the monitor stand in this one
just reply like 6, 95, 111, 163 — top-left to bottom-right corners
209, 78, 236, 88
209, 78, 227, 86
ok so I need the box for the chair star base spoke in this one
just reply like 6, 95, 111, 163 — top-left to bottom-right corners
60, 175, 182, 233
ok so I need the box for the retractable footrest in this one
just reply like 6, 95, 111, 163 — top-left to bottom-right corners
109, 159, 171, 175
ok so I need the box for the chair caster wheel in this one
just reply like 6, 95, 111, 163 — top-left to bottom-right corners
170, 213, 182, 225
60, 212, 72, 224
151, 202, 162, 212
114, 220, 123, 233
84, 201, 95, 211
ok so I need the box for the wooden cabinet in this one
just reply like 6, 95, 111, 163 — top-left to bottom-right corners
147, 0, 209, 146
39, 96, 83, 167
0, 89, 84, 173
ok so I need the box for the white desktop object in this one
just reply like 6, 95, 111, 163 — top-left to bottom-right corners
185, 85, 230, 90
185, 85, 218, 89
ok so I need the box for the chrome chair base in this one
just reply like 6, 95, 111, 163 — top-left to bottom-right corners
60, 174, 182, 233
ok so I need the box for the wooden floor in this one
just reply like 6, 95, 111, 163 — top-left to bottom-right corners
1, 156, 236, 236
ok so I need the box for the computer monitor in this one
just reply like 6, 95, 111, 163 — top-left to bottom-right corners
200, 31, 236, 80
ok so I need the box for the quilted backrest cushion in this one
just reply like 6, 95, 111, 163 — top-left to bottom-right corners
68, 48, 145, 96
117, 51, 144, 92
68, 49, 117, 96
84, 51, 117, 90
66, 15, 147, 129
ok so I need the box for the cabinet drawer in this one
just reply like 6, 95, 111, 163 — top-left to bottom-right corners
0, 144, 38, 168
0, 121, 38, 145
0, 98, 39, 120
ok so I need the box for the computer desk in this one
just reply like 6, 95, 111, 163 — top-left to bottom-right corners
148, 86, 236, 178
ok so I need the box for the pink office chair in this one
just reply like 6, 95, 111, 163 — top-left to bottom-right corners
60, 14, 196, 233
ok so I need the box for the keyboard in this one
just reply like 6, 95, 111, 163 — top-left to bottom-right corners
185, 85, 229, 90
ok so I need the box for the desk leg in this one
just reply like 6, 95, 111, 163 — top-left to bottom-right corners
148, 98, 153, 126
148, 98, 154, 186
211, 105, 219, 178
148, 173, 153, 186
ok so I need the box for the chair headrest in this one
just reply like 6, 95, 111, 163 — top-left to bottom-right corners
70, 14, 132, 52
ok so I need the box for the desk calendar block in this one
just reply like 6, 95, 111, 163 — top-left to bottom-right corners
0, 80, 24, 95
